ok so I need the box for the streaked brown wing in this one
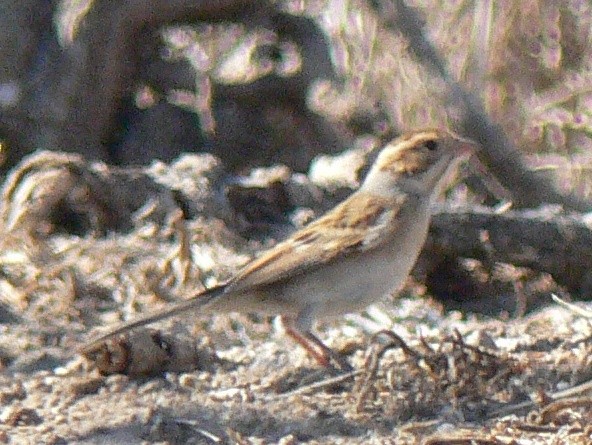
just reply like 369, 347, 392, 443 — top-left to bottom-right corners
225, 192, 404, 294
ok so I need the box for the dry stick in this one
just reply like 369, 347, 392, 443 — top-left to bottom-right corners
488, 379, 592, 419
355, 330, 421, 412
263, 370, 362, 401
488, 294, 592, 417
372, 0, 590, 212
173, 419, 223, 443
551, 293, 592, 318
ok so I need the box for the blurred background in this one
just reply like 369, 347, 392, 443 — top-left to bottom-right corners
0, 0, 590, 197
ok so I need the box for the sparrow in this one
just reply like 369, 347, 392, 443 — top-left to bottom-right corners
80, 129, 477, 370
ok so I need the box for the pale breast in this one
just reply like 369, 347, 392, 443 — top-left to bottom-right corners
277, 198, 433, 319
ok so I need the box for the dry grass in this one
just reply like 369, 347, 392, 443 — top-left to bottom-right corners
2, 1, 592, 443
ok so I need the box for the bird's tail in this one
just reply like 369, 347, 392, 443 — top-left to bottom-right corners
79, 284, 226, 355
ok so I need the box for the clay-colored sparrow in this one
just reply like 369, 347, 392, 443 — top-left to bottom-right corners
81, 129, 476, 369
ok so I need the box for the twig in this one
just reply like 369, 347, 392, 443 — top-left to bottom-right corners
355, 330, 420, 412
551, 293, 592, 318
488, 378, 592, 418
263, 369, 362, 401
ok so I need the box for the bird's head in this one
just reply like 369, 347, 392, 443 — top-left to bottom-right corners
361, 129, 477, 201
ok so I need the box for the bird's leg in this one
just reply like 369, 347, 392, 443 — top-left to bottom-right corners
281, 315, 352, 372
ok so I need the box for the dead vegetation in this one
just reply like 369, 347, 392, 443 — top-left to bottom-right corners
1, 0, 592, 444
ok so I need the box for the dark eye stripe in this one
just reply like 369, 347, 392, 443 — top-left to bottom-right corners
424, 140, 438, 151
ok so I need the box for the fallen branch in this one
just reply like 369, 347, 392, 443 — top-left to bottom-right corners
428, 205, 592, 295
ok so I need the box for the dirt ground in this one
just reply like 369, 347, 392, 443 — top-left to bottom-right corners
0, 151, 591, 445
2, 1, 592, 444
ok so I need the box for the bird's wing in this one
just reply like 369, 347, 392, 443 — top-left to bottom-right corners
79, 193, 404, 353
226, 192, 405, 294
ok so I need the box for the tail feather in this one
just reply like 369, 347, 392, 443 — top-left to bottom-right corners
79, 284, 226, 354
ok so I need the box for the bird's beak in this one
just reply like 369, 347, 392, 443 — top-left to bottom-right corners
462, 142, 513, 202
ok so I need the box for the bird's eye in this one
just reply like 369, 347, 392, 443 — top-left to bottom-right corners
424, 140, 438, 151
